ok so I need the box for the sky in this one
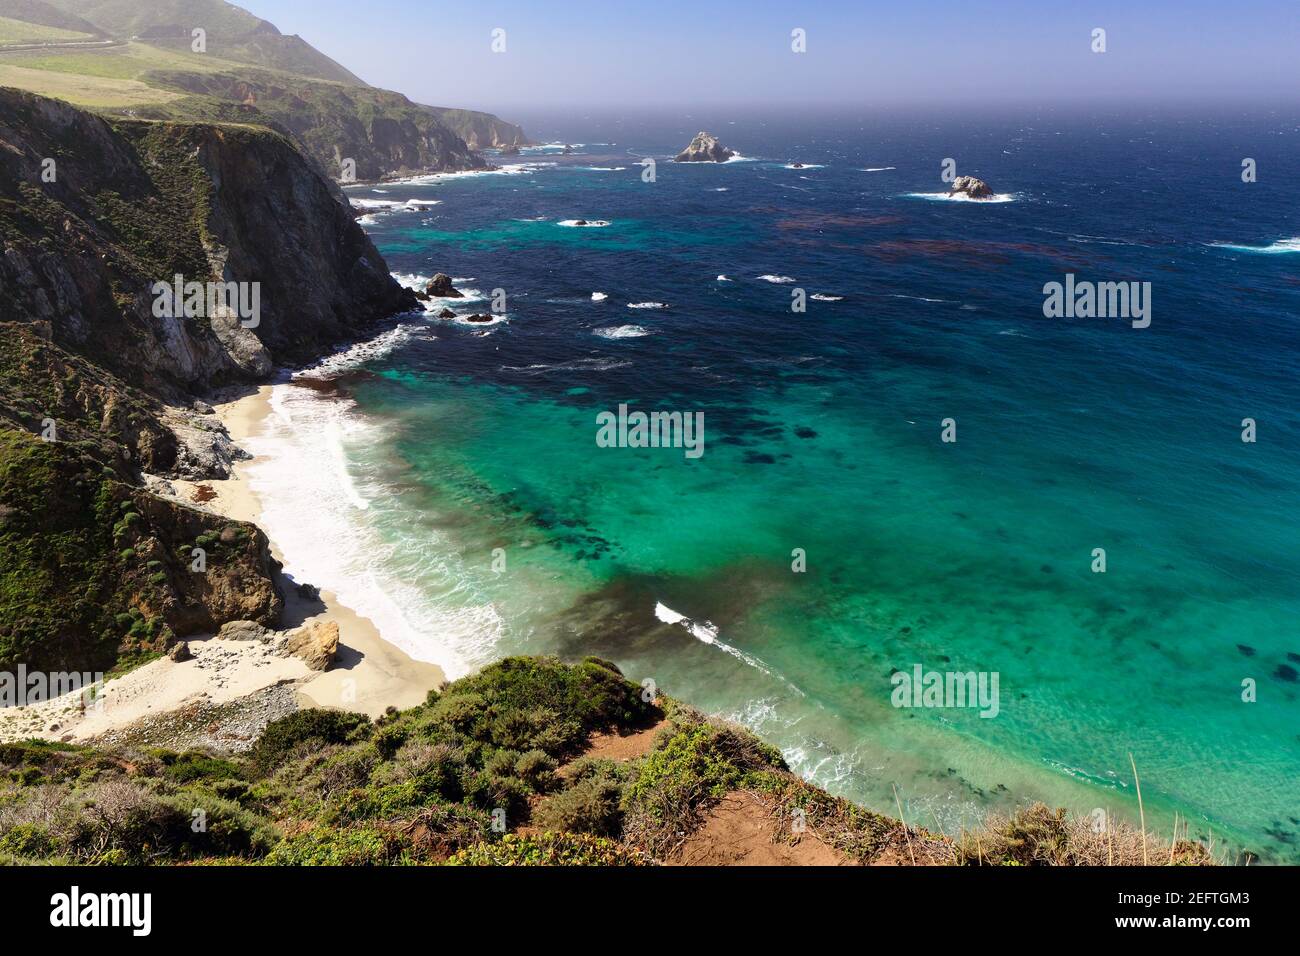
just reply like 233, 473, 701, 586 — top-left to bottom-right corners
247, 0, 1300, 115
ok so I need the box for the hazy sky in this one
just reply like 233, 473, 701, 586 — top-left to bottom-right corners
248, 0, 1299, 115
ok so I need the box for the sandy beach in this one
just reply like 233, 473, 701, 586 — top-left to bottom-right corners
193, 384, 447, 716
0, 385, 446, 746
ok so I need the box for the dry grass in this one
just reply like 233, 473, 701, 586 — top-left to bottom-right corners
0, 62, 180, 107
954, 803, 1216, 866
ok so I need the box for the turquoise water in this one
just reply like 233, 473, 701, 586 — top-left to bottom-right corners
269, 112, 1299, 861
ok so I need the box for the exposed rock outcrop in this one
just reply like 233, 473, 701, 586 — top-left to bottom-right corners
674, 131, 735, 163
218, 621, 272, 642
948, 176, 995, 199
281, 620, 339, 671
0, 87, 417, 400
424, 273, 462, 298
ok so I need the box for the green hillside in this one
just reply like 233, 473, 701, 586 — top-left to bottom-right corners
34, 0, 366, 83
0, 0, 531, 176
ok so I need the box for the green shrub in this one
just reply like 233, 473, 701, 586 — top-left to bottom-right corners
514, 749, 558, 791
155, 751, 243, 785
263, 826, 399, 866
0, 823, 55, 858
534, 765, 624, 837
446, 832, 650, 866
248, 709, 370, 775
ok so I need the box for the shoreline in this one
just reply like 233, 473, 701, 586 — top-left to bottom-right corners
206, 384, 448, 716
0, 382, 445, 746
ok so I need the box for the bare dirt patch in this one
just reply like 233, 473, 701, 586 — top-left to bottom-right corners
669, 791, 855, 866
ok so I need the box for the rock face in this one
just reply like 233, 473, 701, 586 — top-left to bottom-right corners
674, 131, 735, 163
0, 87, 418, 398
218, 621, 272, 642
948, 176, 995, 199
424, 274, 462, 298
140, 72, 509, 181
281, 620, 339, 671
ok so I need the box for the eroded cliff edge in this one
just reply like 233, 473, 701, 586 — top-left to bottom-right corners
0, 86, 417, 671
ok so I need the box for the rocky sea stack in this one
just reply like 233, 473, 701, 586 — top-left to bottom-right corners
948, 176, 995, 199
674, 131, 735, 163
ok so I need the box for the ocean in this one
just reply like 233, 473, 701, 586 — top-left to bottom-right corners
244, 108, 1300, 862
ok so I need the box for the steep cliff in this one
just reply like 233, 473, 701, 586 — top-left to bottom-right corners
0, 86, 416, 397
0, 87, 419, 670
139, 70, 492, 181
426, 107, 531, 151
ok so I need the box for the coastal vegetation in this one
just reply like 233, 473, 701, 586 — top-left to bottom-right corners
0, 657, 1215, 866
0, 0, 529, 175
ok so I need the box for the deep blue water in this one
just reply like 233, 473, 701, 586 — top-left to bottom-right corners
308, 108, 1300, 860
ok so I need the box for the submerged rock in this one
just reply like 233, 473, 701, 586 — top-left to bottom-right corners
948, 176, 994, 199
463, 313, 494, 323
674, 131, 735, 163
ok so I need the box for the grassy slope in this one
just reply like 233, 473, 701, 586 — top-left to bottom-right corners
0, 14, 93, 44
36, 0, 365, 84
0, 1, 529, 168
0, 657, 1215, 866
0, 0, 105, 39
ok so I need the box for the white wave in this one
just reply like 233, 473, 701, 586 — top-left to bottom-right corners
626, 301, 668, 309
350, 198, 402, 210
712, 187, 729, 192
784, 163, 825, 169
593, 325, 650, 339
716, 275, 732, 282
1210, 238, 1300, 254
402, 199, 443, 208
388, 162, 557, 185
356, 214, 380, 227
432, 311, 509, 327
501, 358, 632, 374
371, 189, 389, 193
392, 273, 487, 304
862, 166, 896, 172
903, 191, 1018, 203
885, 293, 950, 303
243, 387, 498, 678
811, 294, 844, 301
591, 292, 609, 302
576, 166, 627, 172
653, 602, 793, 685
558, 219, 611, 227
757, 274, 796, 283
723, 152, 758, 163
292, 324, 435, 379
